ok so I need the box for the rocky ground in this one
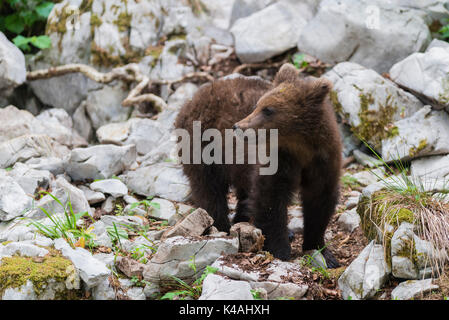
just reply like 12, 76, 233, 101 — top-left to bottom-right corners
1, 0, 449, 300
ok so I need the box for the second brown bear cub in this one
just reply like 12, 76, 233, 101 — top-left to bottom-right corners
174, 64, 342, 267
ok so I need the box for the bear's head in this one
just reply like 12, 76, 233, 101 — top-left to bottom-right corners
233, 63, 333, 140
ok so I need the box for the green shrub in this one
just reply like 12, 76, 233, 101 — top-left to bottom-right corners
0, 0, 57, 52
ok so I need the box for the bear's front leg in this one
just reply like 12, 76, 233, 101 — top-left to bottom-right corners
250, 165, 298, 261
300, 160, 341, 268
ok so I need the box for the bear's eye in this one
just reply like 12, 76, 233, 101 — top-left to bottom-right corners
262, 107, 274, 117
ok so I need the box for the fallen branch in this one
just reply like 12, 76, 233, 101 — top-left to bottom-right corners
26, 63, 214, 111
27, 63, 142, 83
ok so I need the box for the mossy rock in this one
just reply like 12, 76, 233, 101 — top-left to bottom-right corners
0, 251, 82, 300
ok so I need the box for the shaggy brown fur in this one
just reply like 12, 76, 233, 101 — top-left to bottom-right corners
174, 64, 342, 267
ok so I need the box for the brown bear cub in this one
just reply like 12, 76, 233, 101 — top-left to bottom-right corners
174, 64, 342, 267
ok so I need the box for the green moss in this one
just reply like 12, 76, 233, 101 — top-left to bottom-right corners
351, 92, 398, 149
90, 13, 103, 29
0, 254, 76, 298
395, 237, 418, 265
391, 208, 415, 224
46, 3, 71, 35
408, 139, 428, 158
114, 12, 132, 32
438, 75, 449, 105
330, 90, 343, 115
357, 190, 425, 267
79, 0, 94, 12
90, 42, 122, 67
387, 125, 399, 138
167, 33, 187, 42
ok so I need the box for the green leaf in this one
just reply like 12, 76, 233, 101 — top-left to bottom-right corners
12, 35, 31, 51
5, 13, 25, 34
19, 10, 38, 27
30, 35, 52, 49
35, 2, 54, 19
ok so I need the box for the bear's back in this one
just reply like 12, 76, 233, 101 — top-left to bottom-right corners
175, 74, 272, 133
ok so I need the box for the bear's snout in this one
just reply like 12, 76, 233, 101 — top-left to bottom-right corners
232, 123, 239, 131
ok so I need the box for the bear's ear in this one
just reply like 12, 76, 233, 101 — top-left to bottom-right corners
305, 78, 333, 106
274, 63, 300, 86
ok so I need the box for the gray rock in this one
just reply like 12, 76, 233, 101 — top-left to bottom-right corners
0, 134, 62, 169
337, 208, 361, 233
73, 103, 94, 142
101, 196, 115, 213
426, 38, 449, 51
89, 221, 113, 248
90, 179, 128, 198
252, 281, 308, 300
299, 0, 431, 74
125, 286, 146, 300
344, 195, 360, 210
6, 162, 52, 195
230, 222, 264, 253
79, 185, 106, 205
0, 106, 71, 145
143, 236, 239, 284
0, 242, 49, 258
25, 157, 66, 176
0, 225, 36, 242
0, 32, 26, 97
391, 279, 439, 300
350, 169, 384, 187
91, 277, 116, 300
121, 235, 156, 255
339, 123, 361, 157
324, 62, 424, 149
54, 238, 110, 288
29, 70, 96, 114
121, 162, 190, 202
148, 198, 178, 220
85, 84, 131, 131
229, 0, 276, 27
92, 254, 115, 271
0, 175, 33, 221
353, 150, 383, 168
100, 215, 145, 228
25, 176, 91, 220
199, 274, 254, 300
97, 118, 168, 156
338, 240, 391, 300
1, 276, 79, 300
381, 106, 449, 162
411, 154, 449, 180
34, 108, 87, 147
2, 280, 38, 300
414, 235, 448, 276
391, 222, 419, 279
66, 144, 137, 182
231, 1, 315, 63
398, 0, 449, 22
143, 282, 161, 299
162, 208, 213, 240
389, 45, 449, 110
288, 217, 304, 234
150, 40, 195, 83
